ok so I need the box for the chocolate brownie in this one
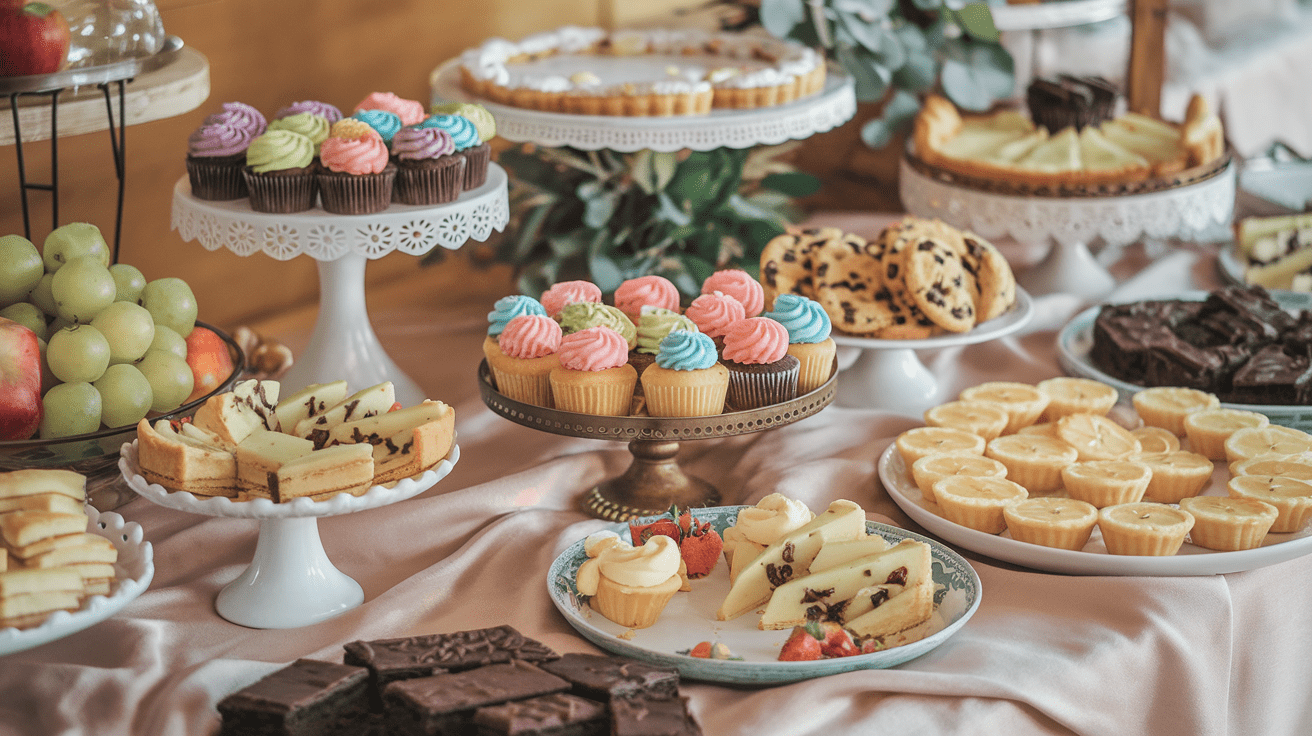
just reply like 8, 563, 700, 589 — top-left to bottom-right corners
384, 661, 570, 736
538, 653, 679, 702
609, 695, 703, 736
216, 659, 370, 736
472, 692, 607, 736
1229, 344, 1312, 405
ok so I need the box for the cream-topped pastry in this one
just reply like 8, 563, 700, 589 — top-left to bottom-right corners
721, 493, 815, 581
576, 533, 682, 629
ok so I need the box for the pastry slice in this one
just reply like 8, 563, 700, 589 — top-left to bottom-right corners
293, 382, 396, 446
328, 400, 456, 484
192, 379, 281, 446
716, 499, 866, 622
20, 538, 117, 569
0, 469, 86, 502
274, 380, 349, 437
1182, 94, 1225, 167
0, 568, 85, 629
0, 493, 85, 516
1015, 126, 1082, 176
1077, 127, 1149, 181
978, 129, 1049, 166
808, 535, 889, 574
135, 418, 238, 497
758, 539, 931, 630
234, 429, 315, 498
270, 444, 375, 503
938, 110, 1035, 160
843, 570, 935, 645
8, 532, 108, 562
1100, 113, 1186, 175
0, 511, 89, 549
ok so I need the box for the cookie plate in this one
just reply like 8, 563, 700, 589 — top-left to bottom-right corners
0, 507, 154, 655
879, 445, 1312, 576
547, 506, 980, 684
831, 287, 1033, 350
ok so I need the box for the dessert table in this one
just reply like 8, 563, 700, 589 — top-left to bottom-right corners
3, 214, 1310, 736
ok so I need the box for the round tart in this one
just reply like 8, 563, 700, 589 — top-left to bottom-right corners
910, 452, 1009, 504
1230, 457, 1312, 481
1037, 377, 1119, 422
958, 381, 1049, 434
1132, 450, 1214, 503
1222, 425, 1312, 466
1179, 496, 1280, 551
895, 427, 986, 467
985, 434, 1079, 493
1131, 426, 1181, 454
1060, 460, 1152, 508
1056, 413, 1141, 461
1097, 503, 1195, 556
1182, 408, 1270, 460
931, 476, 1028, 534
924, 400, 1010, 441
1227, 475, 1312, 533
1132, 387, 1220, 437
1003, 497, 1099, 551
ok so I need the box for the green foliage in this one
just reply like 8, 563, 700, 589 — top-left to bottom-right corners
497, 145, 815, 298
756, 0, 1014, 147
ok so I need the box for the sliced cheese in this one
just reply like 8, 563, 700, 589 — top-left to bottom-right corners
757, 539, 931, 630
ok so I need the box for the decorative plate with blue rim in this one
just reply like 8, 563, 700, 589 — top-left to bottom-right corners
546, 505, 981, 684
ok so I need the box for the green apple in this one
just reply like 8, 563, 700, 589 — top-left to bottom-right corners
0, 234, 44, 306
0, 301, 48, 341
109, 263, 146, 303
43, 222, 110, 273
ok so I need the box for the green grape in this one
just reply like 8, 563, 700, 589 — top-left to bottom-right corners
0, 235, 44, 306
135, 349, 194, 412
93, 363, 152, 428
138, 277, 197, 338
90, 301, 155, 365
0, 301, 48, 341
29, 273, 57, 316
43, 223, 110, 273
109, 263, 147, 303
47, 324, 110, 384
149, 324, 188, 360
39, 381, 102, 438
51, 256, 116, 323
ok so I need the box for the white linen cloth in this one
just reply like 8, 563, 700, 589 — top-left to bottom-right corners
2, 232, 1310, 736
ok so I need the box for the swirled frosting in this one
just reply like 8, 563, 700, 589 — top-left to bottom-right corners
415, 115, 481, 151
275, 100, 343, 124
636, 308, 698, 355
266, 112, 329, 151
498, 314, 561, 359
245, 130, 314, 173
722, 317, 788, 364
684, 292, 745, 339
559, 303, 636, 350
204, 102, 266, 138
541, 280, 602, 318
764, 293, 831, 344
320, 128, 389, 175
391, 126, 455, 162
614, 275, 680, 321
187, 122, 253, 157
557, 326, 629, 371
576, 534, 680, 594
702, 269, 764, 317
655, 329, 717, 371
350, 109, 403, 145
429, 102, 497, 141
487, 295, 548, 336
354, 92, 425, 126
731, 493, 814, 545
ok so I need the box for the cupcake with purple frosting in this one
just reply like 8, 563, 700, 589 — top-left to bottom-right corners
391, 126, 465, 205
275, 100, 343, 124
414, 114, 489, 190
185, 120, 255, 200
204, 102, 266, 138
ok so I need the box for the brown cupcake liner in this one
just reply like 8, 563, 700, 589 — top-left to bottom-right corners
394, 155, 466, 205
317, 165, 396, 215
186, 155, 248, 200
725, 358, 799, 411
242, 166, 318, 213
461, 143, 492, 190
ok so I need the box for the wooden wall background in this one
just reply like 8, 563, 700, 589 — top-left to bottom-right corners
0, 0, 894, 331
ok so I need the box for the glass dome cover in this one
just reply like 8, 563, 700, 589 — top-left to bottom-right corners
53, 0, 166, 68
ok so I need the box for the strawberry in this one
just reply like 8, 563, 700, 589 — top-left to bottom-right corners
860, 639, 886, 655
778, 624, 823, 661
679, 526, 722, 579
816, 622, 860, 658
629, 517, 681, 546
688, 641, 712, 658
387, 402, 403, 413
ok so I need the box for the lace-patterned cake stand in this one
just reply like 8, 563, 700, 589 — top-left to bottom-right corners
428, 60, 856, 152
171, 164, 510, 406
899, 153, 1236, 301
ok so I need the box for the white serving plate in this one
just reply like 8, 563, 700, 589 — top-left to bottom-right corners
0, 507, 154, 655
547, 506, 981, 684
879, 445, 1312, 576
831, 287, 1034, 351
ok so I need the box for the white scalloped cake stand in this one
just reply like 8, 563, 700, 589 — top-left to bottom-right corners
171, 164, 510, 406
120, 440, 459, 629
428, 61, 856, 152
899, 157, 1235, 300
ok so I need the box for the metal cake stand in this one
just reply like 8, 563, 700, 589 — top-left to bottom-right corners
478, 360, 837, 521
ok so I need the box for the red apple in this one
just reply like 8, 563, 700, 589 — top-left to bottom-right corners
0, 3, 70, 77
0, 316, 43, 440
183, 326, 235, 404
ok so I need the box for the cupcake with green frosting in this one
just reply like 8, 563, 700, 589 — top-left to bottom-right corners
558, 302, 637, 350
631, 307, 698, 377
242, 129, 318, 213
266, 112, 330, 155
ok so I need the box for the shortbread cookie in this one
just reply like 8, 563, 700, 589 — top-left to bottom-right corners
899, 233, 977, 333
1003, 497, 1099, 550
1179, 496, 1279, 551
1098, 503, 1195, 556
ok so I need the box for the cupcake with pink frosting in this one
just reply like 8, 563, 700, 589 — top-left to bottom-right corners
549, 326, 638, 416
613, 275, 681, 323
353, 92, 426, 127
541, 280, 603, 319
721, 317, 799, 410
488, 314, 562, 408
702, 269, 765, 317
684, 291, 746, 351
391, 125, 465, 205
317, 119, 395, 214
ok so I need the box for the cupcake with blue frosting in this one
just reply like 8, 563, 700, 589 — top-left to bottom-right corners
764, 293, 835, 393
640, 330, 729, 417
351, 109, 403, 147
414, 114, 489, 190
483, 294, 548, 363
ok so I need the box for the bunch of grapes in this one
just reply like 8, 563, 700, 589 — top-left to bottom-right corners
0, 223, 199, 440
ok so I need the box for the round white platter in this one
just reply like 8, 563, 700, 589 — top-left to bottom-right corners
547, 506, 980, 684
0, 507, 154, 655
878, 445, 1312, 576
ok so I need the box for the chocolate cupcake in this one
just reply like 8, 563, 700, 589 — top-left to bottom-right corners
415, 114, 489, 190
317, 119, 395, 215
242, 129, 318, 213
1026, 75, 1117, 132
721, 317, 799, 410
185, 121, 254, 200
391, 126, 465, 205
631, 308, 698, 381
275, 100, 343, 124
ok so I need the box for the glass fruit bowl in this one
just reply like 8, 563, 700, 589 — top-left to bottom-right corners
0, 322, 244, 478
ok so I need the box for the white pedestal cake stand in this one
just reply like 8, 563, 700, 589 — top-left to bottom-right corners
120, 440, 460, 629
171, 165, 511, 406
899, 154, 1236, 301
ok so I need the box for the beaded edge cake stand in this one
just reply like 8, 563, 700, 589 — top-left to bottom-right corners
900, 151, 1236, 301
478, 361, 836, 521
120, 440, 459, 629
171, 164, 511, 406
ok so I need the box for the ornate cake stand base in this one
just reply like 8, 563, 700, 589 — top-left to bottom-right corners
583, 440, 721, 521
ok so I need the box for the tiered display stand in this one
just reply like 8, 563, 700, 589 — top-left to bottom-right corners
171, 165, 511, 406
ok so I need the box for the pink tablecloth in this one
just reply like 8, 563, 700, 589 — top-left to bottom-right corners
3, 236, 1310, 736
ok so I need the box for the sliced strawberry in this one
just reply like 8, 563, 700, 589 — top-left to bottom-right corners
629, 518, 681, 546
778, 625, 824, 661
816, 622, 860, 658
688, 641, 712, 658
